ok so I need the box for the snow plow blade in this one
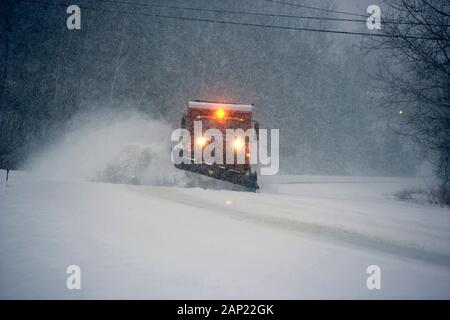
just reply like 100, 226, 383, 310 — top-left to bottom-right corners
175, 162, 259, 191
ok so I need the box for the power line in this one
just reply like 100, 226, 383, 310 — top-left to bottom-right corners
262, 0, 368, 18
93, 0, 450, 27
96, 0, 369, 23
19, 0, 444, 40
263, 0, 449, 27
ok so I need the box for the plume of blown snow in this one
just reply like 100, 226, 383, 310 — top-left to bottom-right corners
27, 110, 187, 186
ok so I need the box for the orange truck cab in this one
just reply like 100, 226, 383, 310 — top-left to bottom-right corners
175, 100, 259, 190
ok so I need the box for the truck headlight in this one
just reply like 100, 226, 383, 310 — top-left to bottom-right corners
196, 137, 207, 146
233, 138, 244, 150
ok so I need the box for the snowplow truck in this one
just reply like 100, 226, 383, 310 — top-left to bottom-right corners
174, 100, 259, 191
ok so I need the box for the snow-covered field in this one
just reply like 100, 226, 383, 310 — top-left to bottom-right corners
1, 169, 449, 299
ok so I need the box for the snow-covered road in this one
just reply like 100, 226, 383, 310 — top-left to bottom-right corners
1, 170, 449, 299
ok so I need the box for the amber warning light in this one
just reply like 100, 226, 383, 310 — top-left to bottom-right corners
216, 108, 225, 119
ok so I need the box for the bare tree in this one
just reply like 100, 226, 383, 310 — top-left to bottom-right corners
372, 0, 450, 204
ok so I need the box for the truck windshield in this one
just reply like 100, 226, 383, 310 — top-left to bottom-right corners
200, 119, 246, 131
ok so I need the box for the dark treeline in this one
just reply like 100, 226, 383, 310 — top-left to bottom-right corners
1, 0, 419, 176
372, 0, 450, 203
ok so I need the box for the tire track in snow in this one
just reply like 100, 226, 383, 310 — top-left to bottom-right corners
136, 186, 450, 268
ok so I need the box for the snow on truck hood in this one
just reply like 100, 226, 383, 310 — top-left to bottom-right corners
188, 101, 254, 112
